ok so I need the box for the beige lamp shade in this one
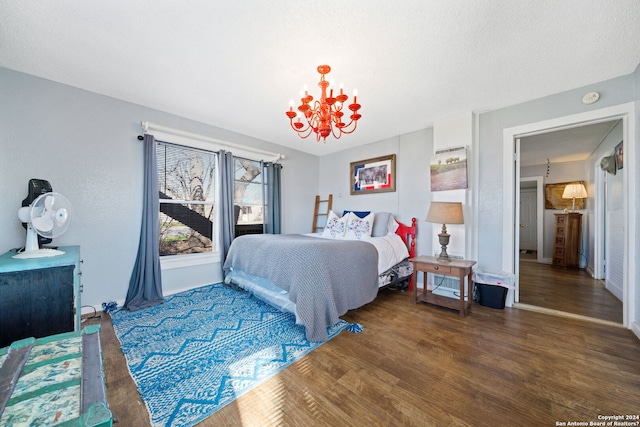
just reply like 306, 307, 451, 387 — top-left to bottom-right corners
562, 183, 587, 211
426, 202, 464, 261
562, 183, 588, 199
426, 202, 464, 225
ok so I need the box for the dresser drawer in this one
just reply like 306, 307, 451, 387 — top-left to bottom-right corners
556, 215, 567, 225
554, 246, 565, 256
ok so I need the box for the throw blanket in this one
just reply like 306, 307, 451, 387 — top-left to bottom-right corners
223, 234, 378, 341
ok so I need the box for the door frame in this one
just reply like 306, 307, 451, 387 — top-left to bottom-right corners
515, 175, 543, 304
593, 157, 607, 280
519, 176, 544, 261
501, 102, 636, 328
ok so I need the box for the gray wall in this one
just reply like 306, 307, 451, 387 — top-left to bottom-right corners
477, 72, 636, 270
318, 129, 434, 260
0, 68, 319, 311
3, 62, 639, 331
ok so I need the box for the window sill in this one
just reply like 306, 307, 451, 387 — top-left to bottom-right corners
160, 252, 221, 270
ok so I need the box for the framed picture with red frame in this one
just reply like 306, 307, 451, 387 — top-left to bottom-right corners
350, 154, 396, 195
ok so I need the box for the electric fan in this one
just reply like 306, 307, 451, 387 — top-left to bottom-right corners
13, 192, 73, 259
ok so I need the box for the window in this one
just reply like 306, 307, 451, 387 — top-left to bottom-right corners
234, 158, 265, 236
157, 142, 217, 257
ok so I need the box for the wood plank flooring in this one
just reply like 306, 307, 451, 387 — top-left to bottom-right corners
86, 283, 640, 426
519, 260, 623, 324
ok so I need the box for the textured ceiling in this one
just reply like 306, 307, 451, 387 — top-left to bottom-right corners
1, 1, 639, 157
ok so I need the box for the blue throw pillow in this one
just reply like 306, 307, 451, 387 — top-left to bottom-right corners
342, 210, 371, 219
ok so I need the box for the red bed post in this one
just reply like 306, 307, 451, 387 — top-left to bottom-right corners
395, 217, 417, 291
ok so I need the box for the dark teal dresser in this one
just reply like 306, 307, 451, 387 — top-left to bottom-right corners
0, 246, 81, 348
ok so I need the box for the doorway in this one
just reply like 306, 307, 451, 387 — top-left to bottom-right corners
518, 176, 543, 266
516, 125, 623, 323
501, 103, 636, 328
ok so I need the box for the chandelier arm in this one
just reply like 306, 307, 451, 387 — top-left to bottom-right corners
337, 119, 359, 135
296, 125, 314, 139
330, 126, 343, 140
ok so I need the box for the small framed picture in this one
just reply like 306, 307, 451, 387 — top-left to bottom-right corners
615, 141, 623, 170
350, 154, 396, 195
430, 146, 468, 191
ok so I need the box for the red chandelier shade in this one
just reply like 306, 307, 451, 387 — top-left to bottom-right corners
286, 65, 361, 142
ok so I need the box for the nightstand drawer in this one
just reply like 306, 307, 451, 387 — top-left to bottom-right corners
415, 263, 451, 274
556, 215, 567, 225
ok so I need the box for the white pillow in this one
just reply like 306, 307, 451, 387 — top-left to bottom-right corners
322, 210, 347, 238
344, 211, 375, 240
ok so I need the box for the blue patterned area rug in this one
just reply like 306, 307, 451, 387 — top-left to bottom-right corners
111, 283, 348, 427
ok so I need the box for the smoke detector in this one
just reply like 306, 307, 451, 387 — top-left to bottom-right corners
582, 92, 600, 105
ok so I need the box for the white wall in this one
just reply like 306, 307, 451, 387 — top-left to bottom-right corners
634, 63, 640, 336
432, 113, 474, 259
0, 68, 319, 311
585, 120, 623, 284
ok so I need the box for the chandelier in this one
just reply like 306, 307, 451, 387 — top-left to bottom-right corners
286, 65, 361, 142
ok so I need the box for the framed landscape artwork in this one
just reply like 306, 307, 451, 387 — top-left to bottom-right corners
430, 146, 468, 191
350, 154, 396, 195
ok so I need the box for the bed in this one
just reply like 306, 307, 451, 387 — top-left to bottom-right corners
223, 211, 416, 341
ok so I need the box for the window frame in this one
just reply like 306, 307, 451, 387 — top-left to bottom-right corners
156, 139, 221, 270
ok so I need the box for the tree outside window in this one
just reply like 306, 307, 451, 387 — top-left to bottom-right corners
157, 143, 216, 256
234, 158, 265, 236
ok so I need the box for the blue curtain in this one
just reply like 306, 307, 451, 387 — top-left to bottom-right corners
263, 162, 282, 234
124, 134, 164, 311
219, 150, 236, 260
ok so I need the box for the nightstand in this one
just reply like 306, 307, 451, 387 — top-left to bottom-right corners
410, 255, 477, 317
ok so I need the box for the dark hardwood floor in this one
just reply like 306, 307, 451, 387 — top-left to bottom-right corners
87, 283, 640, 426
518, 259, 623, 324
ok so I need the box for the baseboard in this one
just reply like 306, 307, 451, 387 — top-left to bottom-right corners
513, 303, 625, 328
585, 266, 594, 277
630, 321, 640, 341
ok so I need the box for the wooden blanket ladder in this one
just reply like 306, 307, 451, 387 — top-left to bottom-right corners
312, 194, 333, 233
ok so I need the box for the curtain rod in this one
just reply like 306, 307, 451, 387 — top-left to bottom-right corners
140, 121, 285, 162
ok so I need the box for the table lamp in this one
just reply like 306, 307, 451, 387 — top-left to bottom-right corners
562, 183, 587, 211
426, 201, 464, 262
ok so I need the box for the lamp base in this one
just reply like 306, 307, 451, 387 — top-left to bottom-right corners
437, 250, 451, 262
437, 232, 451, 262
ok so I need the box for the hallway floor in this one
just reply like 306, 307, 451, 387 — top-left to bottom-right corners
518, 261, 623, 324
